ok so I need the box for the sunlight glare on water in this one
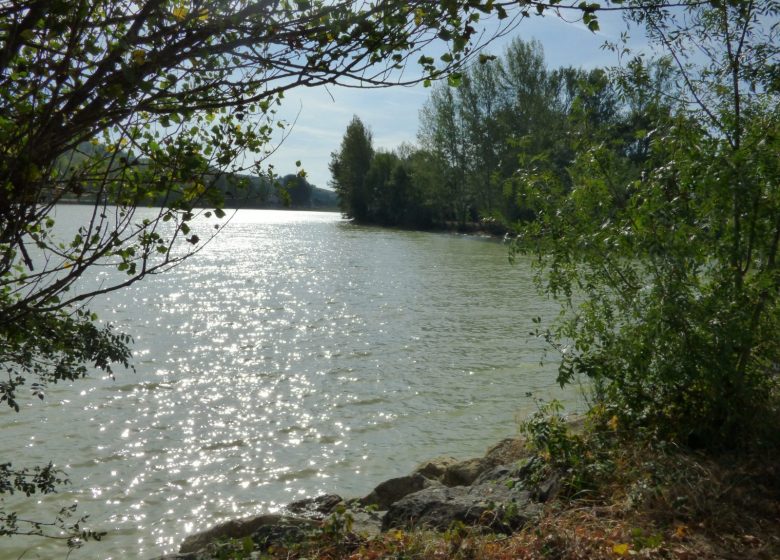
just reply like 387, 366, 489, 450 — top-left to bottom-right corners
0, 207, 576, 559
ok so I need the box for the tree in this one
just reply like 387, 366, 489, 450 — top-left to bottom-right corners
364, 151, 399, 225
457, 56, 505, 216
0, 0, 548, 546
516, 0, 780, 448
418, 83, 472, 225
417, 38, 601, 227
329, 115, 374, 222
281, 174, 314, 207
330, 123, 432, 227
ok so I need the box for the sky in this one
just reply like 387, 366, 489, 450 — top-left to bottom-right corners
261, 9, 646, 190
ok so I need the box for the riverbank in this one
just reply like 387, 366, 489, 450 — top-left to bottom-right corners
155, 422, 780, 560
351, 216, 516, 239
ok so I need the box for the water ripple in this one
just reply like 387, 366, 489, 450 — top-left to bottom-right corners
0, 208, 578, 559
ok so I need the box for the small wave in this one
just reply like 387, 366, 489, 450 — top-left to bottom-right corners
112, 381, 175, 392
335, 396, 387, 408
200, 439, 246, 451
274, 467, 320, 482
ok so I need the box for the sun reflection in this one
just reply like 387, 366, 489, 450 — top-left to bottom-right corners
0, 208, 575, 560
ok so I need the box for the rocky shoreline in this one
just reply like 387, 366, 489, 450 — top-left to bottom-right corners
155, 436, 562, 559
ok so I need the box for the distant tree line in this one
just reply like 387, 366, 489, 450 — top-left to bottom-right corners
52, 143, 337, 210
213, 172, 337, 210
330, 38, 674, 231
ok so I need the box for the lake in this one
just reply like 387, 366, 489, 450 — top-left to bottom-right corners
0, 207, 577, 559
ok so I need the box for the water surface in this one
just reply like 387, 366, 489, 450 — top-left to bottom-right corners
0, 207, 575, 559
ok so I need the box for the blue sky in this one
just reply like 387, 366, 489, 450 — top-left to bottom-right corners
263, 10, 644, 190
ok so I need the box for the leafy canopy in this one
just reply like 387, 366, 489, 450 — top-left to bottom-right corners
516, 0, 780, 448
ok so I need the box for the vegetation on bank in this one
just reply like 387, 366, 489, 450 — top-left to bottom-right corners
47, 141, 337, 209
55, 164, 339, 210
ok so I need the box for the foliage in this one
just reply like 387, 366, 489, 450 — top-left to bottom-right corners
0, 462, 106, 547
516, 1, 780, 448
517, 398, 780, 559
330, 120, 435, 228
519, 400, 621, 498
280, 173, 315, 208
329, 115, 375, 222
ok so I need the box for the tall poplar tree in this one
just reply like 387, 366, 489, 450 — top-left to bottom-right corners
329, 116, 374, 222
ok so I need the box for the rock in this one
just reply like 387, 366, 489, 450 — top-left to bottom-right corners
382, 481, 540, 532
414, 456, 459, 481
473, 457, 564, 504
251, 518, 319, 551
473, 457, 538, 486
287, 494, 343, 518
442, 457, 487, 486
360, 473, 434, 509
179, 514, 317, 554
435, 439, 531, 488
484, 438, 529, 465
332, 508, 385, 538
473, 464, 515, 485
164, 435, 547, 559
